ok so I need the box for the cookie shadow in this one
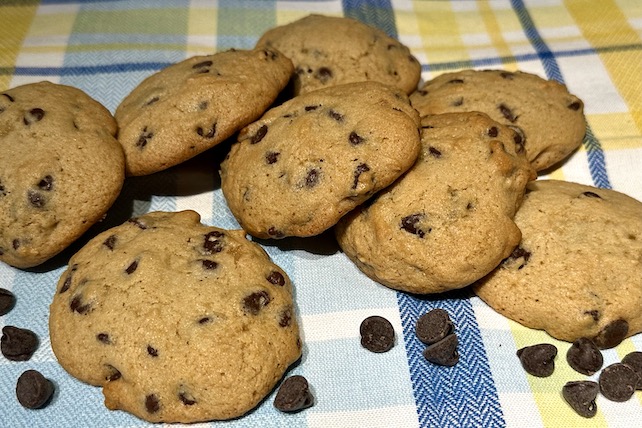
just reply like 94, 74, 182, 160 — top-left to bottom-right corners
254, 228, 340, 257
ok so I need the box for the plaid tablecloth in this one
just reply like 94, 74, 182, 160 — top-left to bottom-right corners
1, 1, 641, 427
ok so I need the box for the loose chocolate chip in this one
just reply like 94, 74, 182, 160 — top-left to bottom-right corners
599, 363, 637, 402
0, 288, 16, 316
592, 319, 628, 349
1, 326, 39, 361
137, 127, 153, 148
274, 375, 314, 413
498, 103, 518, 122
400, 213, 427, 238
37, 175, 53, 191
622, 352, 642, 390
349, 131, 364, 145
352, 163, 370, 189
251, 125, 268, 144
566, 338, 603, 375
562, 381, 598, 418
203, 231, 224, 253
314, 67, 333, 83
16, 370, 55, 409
243, 291, 271, 315
23, 108, 45, 125
581, 191, 602, 199
105, 365, 122, 381
147, 345, 159, 357
145, 394, 160, 413
267, 271, 285, 286
28, 190, 45, 208
265, 151, 280, 164
516, 343, 557, 377
305, 169, 320, 188
360, 315, 395, 353
128, 217, 148, 229
196, 123, 216, 138
125, 260, 139, 274
192, 60, 213, 69
96, 333, 111, 344
103, 235, 117, 250
451, 97, 464, 107
328, 109, 344, 122
279, 308, 293, 327
201, 259, 218, 270
428, 147, 442, 158
568, 101, 582, 111
415, 309, 454, 345
70, 295, 91, 314
423, 334, 459, 366
179, 391, 196, 406
488, 126, 499, 138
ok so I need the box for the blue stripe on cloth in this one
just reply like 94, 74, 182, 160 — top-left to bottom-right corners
342, 2, 506, 427
511, 0, 611, 189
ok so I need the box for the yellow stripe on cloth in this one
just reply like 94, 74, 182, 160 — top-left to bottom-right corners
0, 1, 39, 90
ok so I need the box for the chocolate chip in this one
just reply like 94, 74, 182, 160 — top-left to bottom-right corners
196, 122, 216, 138
562, 381, 598, 418
428, 147, 442, 158
360, 315, 395, 353
516, 343, 557, 377
599, 363, 637, 402
304, 105, 319, 112
268, 227, 284, 238
15, 370, 54, 409
145, 96, 160, 106
192, 60, 213, 69
274, 375, 314, 413
0, 288, 16, 316
125, 260, 139, 274
105, 365, 121, 381
566, 338, 603, 375
507, 125, 526, 152
59, 265, 77, 294
1, 326, 39, 361
0, 181, 6, 197
250, 125, 268, 144
581, 191, 602, 199
266, 271, 285, 286
423, 333, 459, 366
145, 394, 160, 413
12, 239, 20, 250
314, 67, 333, 83
96, 333, 111, 344
70, 295, 91, 314
622, 352, 642, 390
28, 190, 45, 208
568, 101, 582, 111
198, 317, 212, 324
37, 175, 53, 191
488, 126, 498, 138
23, 108, 45, 125
279, 308, 293, 327
137, 127, 153, 148
505, 245, 531, 269
498, 103, 518, 122
352, 163, 370, 189
400, 213, 427, 238
128, 217, 148, 229
243, 291, 271, 315
349, 131, 364, 145
201, 259, 218, 270
179, 391, 196, 406
415, 309, 454, 346
147, 345, 159, 357
203, 231, 224, 253
592, 319, 628, 349
103, 235, 117, 250
328, 109, 344, 122
585, 309, 600, 321
451, 97, 464, 107
265, 151, 280, 164
198, 101, 208, 110
305, 169, 320, 188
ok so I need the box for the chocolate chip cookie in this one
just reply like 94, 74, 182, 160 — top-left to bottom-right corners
0, 81, 124, 269
220, 81, 421, 239
409, 69, 587, 171
473, 180, 642, 348
335, 112, 536, 294
115, 48, 293, 176
49, 210, 301, 423
256, 14, 421, 95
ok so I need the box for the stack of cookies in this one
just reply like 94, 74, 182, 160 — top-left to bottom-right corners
1, 13, 641, 424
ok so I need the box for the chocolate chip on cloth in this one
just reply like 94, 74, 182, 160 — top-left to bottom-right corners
336, 112, 535, 294
516, 343, 557, 377
415, 309, 454, 346
0, 288, 16, 316
562, 381, 599, 418
599, 363, 637, 402
273, 375, 314, 413
0, 82, 124, 269
114, 48, 293, 176
566, 338, 603, 375
474, 180, 642, 345
255, 14, 421, 95
16, 370, 55, 409
221, 81, 421, 239
49, 211, 301, 423
1, 326, 39, 361
409, 69, 587, 171
423, 334, 459, 367
360, 316, 395, 353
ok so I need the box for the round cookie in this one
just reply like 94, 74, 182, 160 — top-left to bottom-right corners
0, 81, 124, 269
49, 210, 301, 423
220, 81, 421, 239
473, 180, 642, 348
115, 48, 293, 176
409, 69, 587, 171
335, 112, 536, 294
256, 14, 421, 95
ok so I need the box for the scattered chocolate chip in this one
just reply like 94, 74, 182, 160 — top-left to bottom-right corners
196, 123, 216, 138
103, 235, 117, 250
400, 213, 427, 238
265, 151, 280, 164
581, 191, 602, 199
592, 319, 628, 349
566, 338, 603, 375
305, 169, 320, 188
568, 101, 582, 111
352, 163, 370, 189
328, 109, 344, 122
415, 309, 454, 346
516, 343, 557, 377
70, 295, 91, 314
599, 363, 637, 402
251, 125, 268, 144
349, 131, 364, 145
28, 190, 45, 208
145, 394, 160, 413
488, 126, 498, 138
622, 352, 642, 390
428, 147, 442, 158
192, 60, 212, 69
23, 108, 45, 125
137, 127, 153, 149
105, 365, 121, 382
147, 345, 159, 357
279, 308, 293, 327
37, 175, 53, 191
201, 259, 218, 270
267, 271, 285, 286
423, 333, 459, 366
16, 370, 55, 409
562, 381, 598, 418
0, 288, 16, 316
125, 260, 139, 274
360, 315, 395, 353
179, 391, 196, 406
1, 326, 39, 361
243, 291, 271, 315
203, 231, 224, 253
274, 375, 314, 413
498, 103, 518, 122
314, 67, 333, 83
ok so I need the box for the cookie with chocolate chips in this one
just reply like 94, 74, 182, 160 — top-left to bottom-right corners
409, 69, 586, 171
0, 81, 124, 269
220, 81, 421, 239
474, 180, 642, 347
256, 14, 421, 95
335, 112, 535, 294
115, 48, 293, 176
49, 210, 301, 423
